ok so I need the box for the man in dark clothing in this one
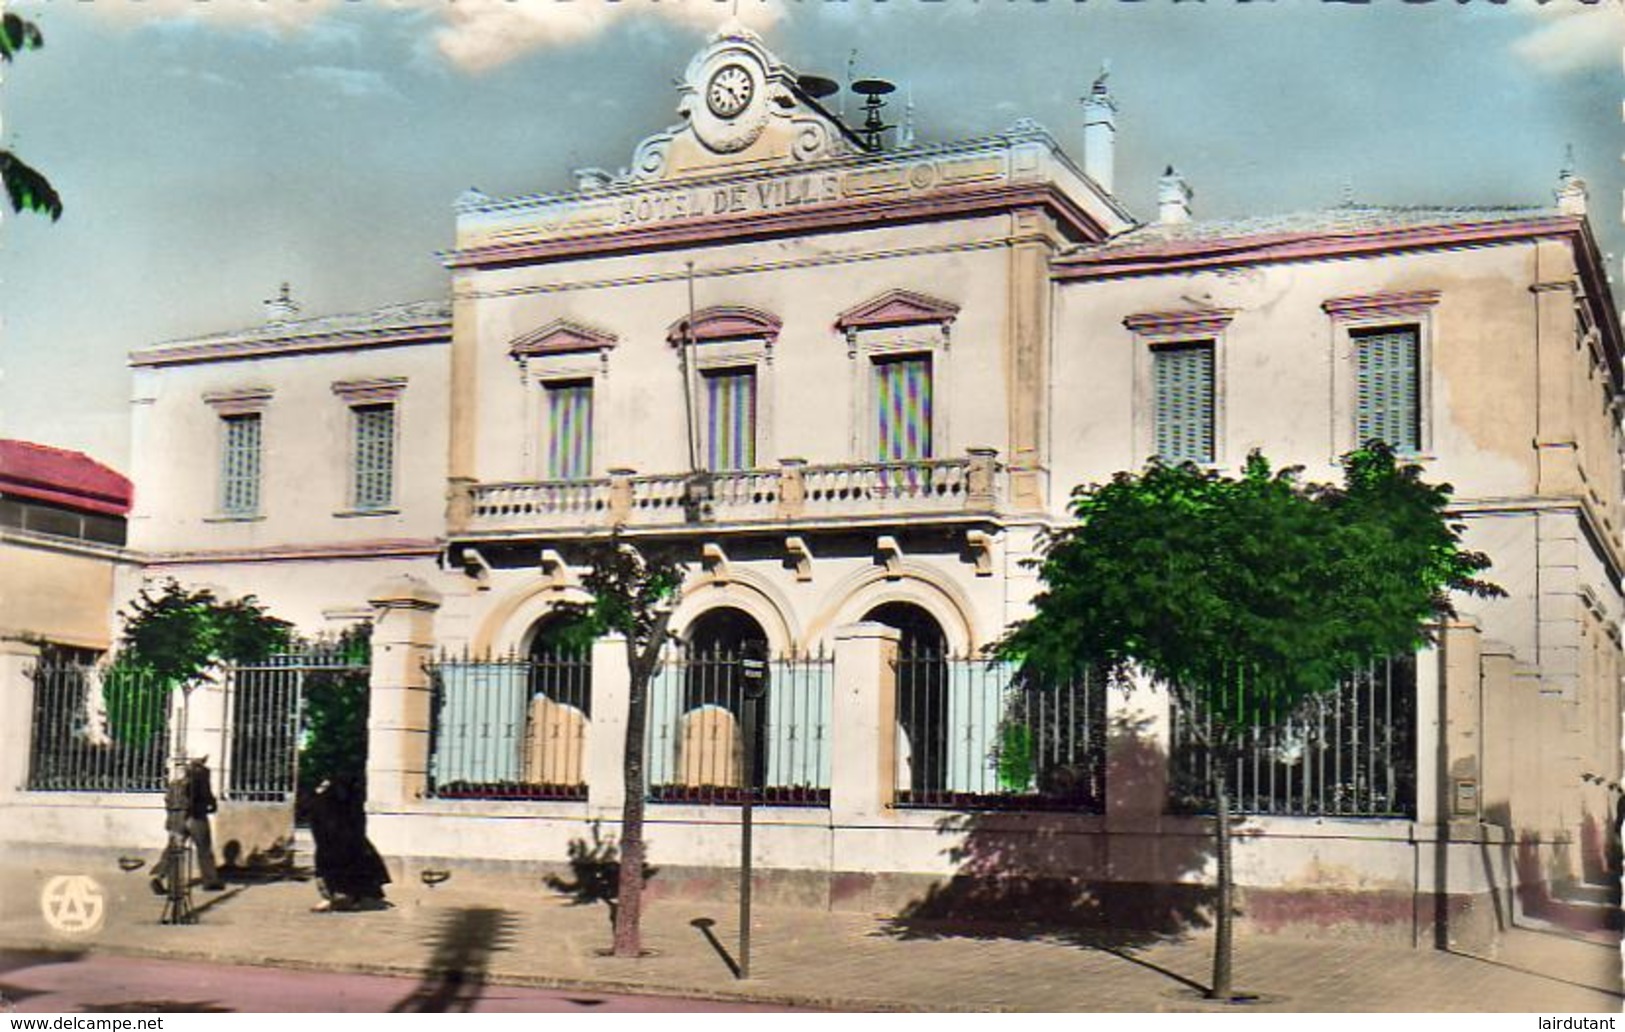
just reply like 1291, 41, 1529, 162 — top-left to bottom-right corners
185, 758, 223, 890
151, 757, 224, 895
308, 776, 390, 911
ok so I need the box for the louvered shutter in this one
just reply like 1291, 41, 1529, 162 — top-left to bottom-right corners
705, 368, 757, 470
352, 404, 395, 510
546, 382, 593, 480
876, 356, 933, 462
221, 413, 262, 515
1152, 342, 1215, 464
1354, 327, 1420, 451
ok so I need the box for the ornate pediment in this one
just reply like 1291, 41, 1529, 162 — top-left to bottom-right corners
667, 305, 782, 347
509, 319, 618, 359
576, 25, 856, 191
835, 290, 960, 333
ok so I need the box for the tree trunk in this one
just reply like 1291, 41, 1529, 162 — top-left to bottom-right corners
1209, 763, 1235, 1001
611, 614, 670, 958
612, 638, 650, 957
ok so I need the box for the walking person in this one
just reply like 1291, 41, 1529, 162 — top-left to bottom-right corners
308, 776, 390, 911
185, 756, 225, 891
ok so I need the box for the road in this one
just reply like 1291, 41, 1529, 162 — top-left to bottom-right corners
0, 949, 805, 1013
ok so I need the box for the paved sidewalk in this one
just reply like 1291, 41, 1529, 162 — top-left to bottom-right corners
0, 864, 1619, 1012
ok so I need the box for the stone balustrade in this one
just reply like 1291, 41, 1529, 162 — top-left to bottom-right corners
463, 449, 999, 533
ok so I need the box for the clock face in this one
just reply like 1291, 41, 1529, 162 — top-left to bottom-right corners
706, 64, 754, 119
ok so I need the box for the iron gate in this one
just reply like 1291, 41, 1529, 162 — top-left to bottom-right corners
225, 646, 370, 807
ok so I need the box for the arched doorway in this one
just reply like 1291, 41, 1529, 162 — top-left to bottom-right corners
523, 611, 593, 790
864, 602, 949, 798
672, 607, 769, 793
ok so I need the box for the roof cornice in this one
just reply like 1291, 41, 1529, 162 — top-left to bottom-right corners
1052, 215, 1581, 283
131, 321, 450, 369
446, 181, 1111, 271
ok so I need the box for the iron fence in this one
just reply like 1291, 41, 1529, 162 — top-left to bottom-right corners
647, 648, 832, 805
1168, 656, 1417, 817
226, 647, 369, 803
893, 651, 1107, 811
28, 661, 170, 793
425, 651, 592, 800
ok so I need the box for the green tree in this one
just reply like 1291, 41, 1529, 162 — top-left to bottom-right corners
109, 580, 291, 742
1, 13, 63, 221
295, 623, 372, 802
998, 443, 1499, 999
555, 535, 686, 958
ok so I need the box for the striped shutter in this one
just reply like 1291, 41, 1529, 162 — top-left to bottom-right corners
352, 404, 395, 510
1152, 342, 1215, 464
876, 356, 933, 462
705, 368, 757, 470
221, 413, 262, 515
546, 382, 593, 480
1354, 327, 1420, 451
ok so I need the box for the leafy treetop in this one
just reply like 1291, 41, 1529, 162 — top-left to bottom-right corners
0, 13, 62, 221
119, 579, 292, 690
554, 539, 685, 661
998, 443, 1500, 735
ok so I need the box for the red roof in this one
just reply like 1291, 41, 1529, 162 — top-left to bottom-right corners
0, 440, 132, 516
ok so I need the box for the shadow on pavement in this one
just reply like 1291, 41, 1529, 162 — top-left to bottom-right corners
218, 837, 313, 885
1442, 946, 1625, 1001
391, 907, 519, 1013
0, 949, 87, 1009
689, 917, 741, 978
83, 999, 233, 1013
544, 823, 658, 936
880, 720, 1219, 992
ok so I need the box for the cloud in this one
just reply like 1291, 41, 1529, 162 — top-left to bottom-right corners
87, 0, 783, 75
91, 0, 347, 35
163, 66, 245, 90
287, 64, 401, 99
1510, 1, 1625, 75
429, 0, 783, 74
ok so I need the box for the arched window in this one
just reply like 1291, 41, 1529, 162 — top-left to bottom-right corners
865, 602, 949, 796
667, 607, 769, 792
528, 612, 593, 717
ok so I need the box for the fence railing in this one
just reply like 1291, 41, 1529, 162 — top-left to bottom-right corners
226, 648, 369, 803
425, 652, 592, 801
893, 652, 1107, 811
28, 661, 170, 793
1168, 656, 1417, 817
647, 648, 832, 805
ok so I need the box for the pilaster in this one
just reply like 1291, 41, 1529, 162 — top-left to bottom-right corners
830, 622, 900, 823
0, 638, 41, 796
365, 575, 442, 807
586, 634, 630, 817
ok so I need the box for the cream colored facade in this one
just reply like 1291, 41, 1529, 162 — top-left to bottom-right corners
9, 28, 1618, 946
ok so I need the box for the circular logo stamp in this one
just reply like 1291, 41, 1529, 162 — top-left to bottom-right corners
40, 875, 106, 935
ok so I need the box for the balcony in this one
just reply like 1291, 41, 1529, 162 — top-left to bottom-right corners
454, 449, 999, 536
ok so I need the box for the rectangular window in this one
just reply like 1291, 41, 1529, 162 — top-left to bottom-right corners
545, 381, 593, 480
352, 403, 395, 510
1354, 326, 1421, 452
1152, 341, 1216, 464
875, 355, 933, 463
221, 413, 262, 516
704, 368, 757, 471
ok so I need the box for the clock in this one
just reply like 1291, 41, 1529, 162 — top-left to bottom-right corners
706, 64, 754, 119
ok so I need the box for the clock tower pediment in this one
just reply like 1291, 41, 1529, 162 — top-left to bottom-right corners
593, 25, 855, 187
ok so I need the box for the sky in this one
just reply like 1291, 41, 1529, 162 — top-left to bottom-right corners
1, 0, 1620, 471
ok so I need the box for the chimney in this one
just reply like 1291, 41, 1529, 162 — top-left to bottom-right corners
1555, 146, 1588, 217
1158, 166, 1192, 225
1082, 64, 1116, 195
263, 282, 300, 323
